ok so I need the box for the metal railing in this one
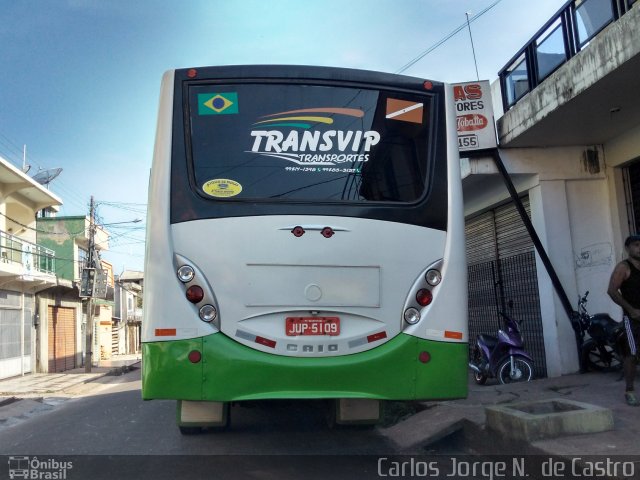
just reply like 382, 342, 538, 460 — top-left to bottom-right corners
0, 230, 56, 275
499, 0, 638, 111
126, 309, 143, 323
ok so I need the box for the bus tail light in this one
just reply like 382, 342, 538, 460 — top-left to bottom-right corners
425, 269, 441, 286
404, 308, 421, 324
186, 285, 204, 303
401, 259, 443, 328
199, 304, 217, 322
416, 289, 433, 307
177, 265, 195, 283
174, 254, 221, 330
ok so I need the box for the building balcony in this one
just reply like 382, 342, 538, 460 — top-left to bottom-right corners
0, 229, 56, 279
497, 0, 640, 147
126, 308, 143, 323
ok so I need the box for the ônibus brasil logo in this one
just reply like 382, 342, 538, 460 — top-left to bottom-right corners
8, 456, 73, 479
248, 107, 381, 166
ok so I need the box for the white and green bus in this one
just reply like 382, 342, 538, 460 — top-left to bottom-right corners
142, 65, 467, 432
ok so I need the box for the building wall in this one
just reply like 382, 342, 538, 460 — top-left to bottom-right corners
5, 202, 37, 243
464, 146, 617, 375
37, 217, 86, 282
95, 303, 113, 361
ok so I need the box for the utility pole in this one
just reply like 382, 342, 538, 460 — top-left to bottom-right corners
85, 196, 96, 373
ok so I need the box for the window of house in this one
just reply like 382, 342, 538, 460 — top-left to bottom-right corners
574, 0, 614, 48
535, 18, 567, 82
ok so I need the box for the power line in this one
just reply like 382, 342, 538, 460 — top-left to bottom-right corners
466, 11, 480, 81
395, 0, 505, 74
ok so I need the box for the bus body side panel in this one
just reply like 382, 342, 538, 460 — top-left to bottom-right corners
143, 71, 219, 344
142, 333, 468, 401
143, 337, 204, 400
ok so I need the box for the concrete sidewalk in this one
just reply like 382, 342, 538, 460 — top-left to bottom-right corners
381, 370, 640, 456
0, 354, 141, 397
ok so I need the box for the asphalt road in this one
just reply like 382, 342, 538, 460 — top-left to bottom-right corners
0, 368, 422, 480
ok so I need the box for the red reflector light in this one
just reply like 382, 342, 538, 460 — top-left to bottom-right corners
321, 227, 335, 238
291, 226, 305, 237
186, 285, 204, 303
255, 336, 276, 348
419, 351, 431, 363
187, 68, 197, 78
188, 350, 202, 363
155, 328, 176, 337
423, 80, 433, 90
367, 331, 387, 343
445, 330, 463, 340
416, 288, 433, 306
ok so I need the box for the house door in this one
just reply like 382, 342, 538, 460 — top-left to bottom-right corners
466, 197, 548, 378
48, 306, 76, 372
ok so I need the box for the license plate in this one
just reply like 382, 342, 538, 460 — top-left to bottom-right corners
285, 317, 340, 336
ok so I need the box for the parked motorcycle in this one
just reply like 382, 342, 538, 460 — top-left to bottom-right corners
576, 291, 624, 372
469, 305, 534, 385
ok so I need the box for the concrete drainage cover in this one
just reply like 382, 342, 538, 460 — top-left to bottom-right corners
485, 398, 613, 442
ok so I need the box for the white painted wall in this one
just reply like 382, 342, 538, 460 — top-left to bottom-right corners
464, 145, 620, 375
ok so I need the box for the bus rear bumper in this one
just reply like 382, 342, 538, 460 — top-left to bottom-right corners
142, 333, 468, 401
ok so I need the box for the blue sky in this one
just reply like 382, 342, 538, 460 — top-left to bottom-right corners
0, 0, 566, 273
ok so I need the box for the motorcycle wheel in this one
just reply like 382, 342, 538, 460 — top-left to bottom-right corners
471, 346, 488, 385
497, 356, 533, 384
582, 340, 622, 372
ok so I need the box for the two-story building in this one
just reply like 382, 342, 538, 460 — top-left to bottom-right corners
113, 270, 143, 355
0, 156, 61, 379
463, 0, 639, 377
36, 215, 110, 372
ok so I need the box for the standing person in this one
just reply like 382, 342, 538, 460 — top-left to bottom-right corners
607, 234, 640, 406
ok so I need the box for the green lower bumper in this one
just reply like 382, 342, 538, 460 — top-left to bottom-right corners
142, 333, 468, 401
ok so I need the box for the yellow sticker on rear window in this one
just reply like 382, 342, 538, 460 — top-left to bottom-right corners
202, 179, 242, 198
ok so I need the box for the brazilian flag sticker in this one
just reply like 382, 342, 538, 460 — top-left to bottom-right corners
198, 93, 239, 115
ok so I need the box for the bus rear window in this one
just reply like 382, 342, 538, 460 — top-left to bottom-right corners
187, 83, 433, 203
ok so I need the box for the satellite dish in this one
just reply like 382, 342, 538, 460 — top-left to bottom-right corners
32, 168, 63, 186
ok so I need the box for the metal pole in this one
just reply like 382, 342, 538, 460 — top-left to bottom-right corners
84, 196, 96, 373
488, 150, 583, 357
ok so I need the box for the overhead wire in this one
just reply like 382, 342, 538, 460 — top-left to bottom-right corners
395, 0, 505, 74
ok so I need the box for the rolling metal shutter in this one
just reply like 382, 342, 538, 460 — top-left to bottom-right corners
48, 306, 77, 373
466, 197, 548, 378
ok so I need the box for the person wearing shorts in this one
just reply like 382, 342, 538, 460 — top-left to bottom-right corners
608, 234, 640, 406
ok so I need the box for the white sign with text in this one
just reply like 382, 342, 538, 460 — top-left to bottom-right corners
453, 80, 497, 152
